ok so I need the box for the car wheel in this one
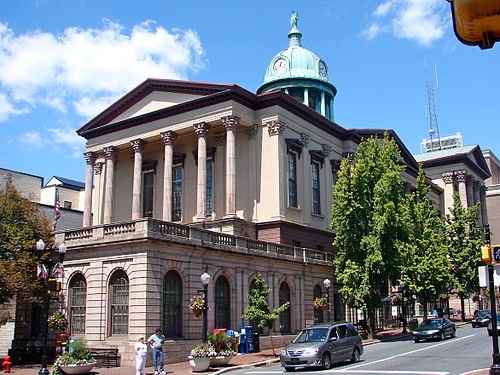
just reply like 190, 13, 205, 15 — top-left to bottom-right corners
284, 367, 295, 372
351, 348, 361, 363
472, 323, 477, 328
322, 353, 332, 370
440, 331, 445, 341
414, 338, 420, 343
451, 328, 456, 338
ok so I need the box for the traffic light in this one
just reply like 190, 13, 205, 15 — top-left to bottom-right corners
482, 245, 492, 264
47, 278, 61, 293
493, 245, 500, 264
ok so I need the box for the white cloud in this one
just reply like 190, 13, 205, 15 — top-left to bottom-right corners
362, 0, 448, 46
19, 127, 87, 157
19, 131, 44, 147
0, 19, 205, 122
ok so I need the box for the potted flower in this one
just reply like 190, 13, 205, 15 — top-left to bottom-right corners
188, 342, 216, 372
313, 297, 328, 311
48, 311, 69, 332
209, 332, 237, 367
52, 338, 96, 375
188, 295, 206, 317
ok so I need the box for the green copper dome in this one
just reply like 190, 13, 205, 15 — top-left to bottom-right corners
257, 11, 337, 120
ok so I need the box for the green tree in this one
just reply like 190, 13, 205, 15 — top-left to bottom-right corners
241, 273, 290, 355
332, 132, 406, 338
0, 175, 52, 303
445, 192, 483, 321
400, 166, 451, 318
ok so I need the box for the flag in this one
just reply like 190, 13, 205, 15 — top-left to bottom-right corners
52, 188, 61, 230
51, 262, 65, 277
36, 263, 48, 279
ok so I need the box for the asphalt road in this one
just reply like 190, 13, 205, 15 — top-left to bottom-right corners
228, 323, 494, 375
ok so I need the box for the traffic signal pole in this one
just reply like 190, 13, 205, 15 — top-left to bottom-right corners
485, 224, 500, 375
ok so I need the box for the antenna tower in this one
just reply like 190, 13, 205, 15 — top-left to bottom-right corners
425, 64, 442, 151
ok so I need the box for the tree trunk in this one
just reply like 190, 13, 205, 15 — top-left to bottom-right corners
460, 292, 466, 321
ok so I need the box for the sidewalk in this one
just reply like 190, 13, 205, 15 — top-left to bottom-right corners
5, 326, 489, 375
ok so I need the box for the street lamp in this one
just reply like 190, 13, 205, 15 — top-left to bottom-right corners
323, 278, 331, 323
36, 239, 67, 375
399, 281, 408, 334
200, 272, 211, 343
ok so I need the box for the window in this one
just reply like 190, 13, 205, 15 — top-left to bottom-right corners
288, 151, 298, 207
279, 282, 291, 334
308, 89, 321, 113
312, 162, 321, 215
163, 271, 182, 337
288, 87, 304, 103
313, 284, 324, 324
69, 274, 87, 335
206, 159, 214, 216
172, 166, 183, 221
64, 201, 72, 209
109, 270, 129, 335
215, 276, 230, 329
143, 171, 154, 217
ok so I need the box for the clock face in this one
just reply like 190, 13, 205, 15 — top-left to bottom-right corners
319, 61, 327, 77
273, 58, 287, 73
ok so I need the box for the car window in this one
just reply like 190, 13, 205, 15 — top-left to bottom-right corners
293, 328, 328, 343
347, 324, 358, 337
422, 319, 441, 327
337, 325, 348, 339
329, 327, 339, 340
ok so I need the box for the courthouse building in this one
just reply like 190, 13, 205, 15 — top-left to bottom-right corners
8, 13, 453, 365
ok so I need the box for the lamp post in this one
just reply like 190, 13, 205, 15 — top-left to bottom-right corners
399, 281, 407, 334
200, 272, 211, 343
485, 224, 500, 375
323, 278, 331, 323
36, 239, 67, 375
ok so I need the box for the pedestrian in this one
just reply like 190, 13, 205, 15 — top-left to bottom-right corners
148, 328, 166, 375
135, 336, 148, 375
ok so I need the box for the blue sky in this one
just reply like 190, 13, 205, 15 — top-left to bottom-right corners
1, 0, 499, 183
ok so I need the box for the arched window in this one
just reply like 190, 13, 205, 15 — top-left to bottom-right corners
163, 271, 182, 337
69, 274, 87, 335
109, 270, 129, 335
279, 282, 291, 334
215, 276, 230, 329
313, 284, 324, 324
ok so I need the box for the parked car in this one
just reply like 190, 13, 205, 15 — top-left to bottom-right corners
487, 314, 500, 336
412, 318, 456, 342
472, 310, 491, 328
280, 322, 363, 372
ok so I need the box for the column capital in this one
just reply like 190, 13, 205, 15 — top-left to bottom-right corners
247, 124, 258, 137
454, 169, 467, 183
322, 144, 332, 156
84, 151, 96, 165
222, 116, 240, 131
104, 146, 118, 160
193, 122, 210, 137
94, 162, 104, 175
300, 132, 310, 146
442, 171, 454, 184
267, 120, 285, 136
161, 130, 177, 145
131, 139, 145, 153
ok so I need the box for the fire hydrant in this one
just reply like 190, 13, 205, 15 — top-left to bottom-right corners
2, 355, 12, 373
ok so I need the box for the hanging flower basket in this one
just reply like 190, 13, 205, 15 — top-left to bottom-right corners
189, 296, 206, 317
48, 311, 68, 332
313, 297, 328, 311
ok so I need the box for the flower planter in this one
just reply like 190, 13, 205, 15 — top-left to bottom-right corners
188, 356, 211, 372
59, 363, 96, 375
210, 355, 233, 367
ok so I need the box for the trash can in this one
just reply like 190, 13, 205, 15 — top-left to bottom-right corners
253, 332, 260, 353
238, 328, 248, 354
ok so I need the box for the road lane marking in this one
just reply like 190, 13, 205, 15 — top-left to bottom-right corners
342, 334, 475, 371
328, 371, 448, 374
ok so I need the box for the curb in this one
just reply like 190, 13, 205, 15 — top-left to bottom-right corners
212, 358, 280, 374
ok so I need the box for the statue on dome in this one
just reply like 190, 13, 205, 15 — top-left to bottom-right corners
290, 11, 299, 29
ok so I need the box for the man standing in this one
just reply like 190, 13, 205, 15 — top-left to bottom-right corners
148, 328, 166, 375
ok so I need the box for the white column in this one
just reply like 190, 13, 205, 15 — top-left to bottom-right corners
456, 169, 468, 208
442, 172, 455, 215
83, 152, 96, 227
303, 88, 309, 107
161, 131, 177, 222
320, 91, 326, 116
194, 122, 209, 220
103, 146, 117, 224
222, 116, 239, 218
131, 139, 145, 220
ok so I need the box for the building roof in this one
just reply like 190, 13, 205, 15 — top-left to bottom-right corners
413, 145, 491, 179
46, 176, 85, 190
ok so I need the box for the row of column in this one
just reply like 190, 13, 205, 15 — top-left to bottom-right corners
82, 116, 240, 227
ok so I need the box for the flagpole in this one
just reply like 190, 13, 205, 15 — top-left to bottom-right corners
52, 186, 61, 231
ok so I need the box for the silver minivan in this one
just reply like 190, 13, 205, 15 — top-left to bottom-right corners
280, 322, 363, 371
